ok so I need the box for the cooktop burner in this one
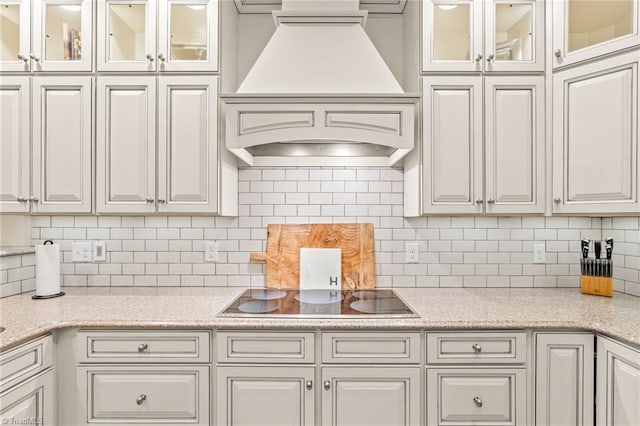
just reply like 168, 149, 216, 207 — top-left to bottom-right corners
220, 289, 417, 318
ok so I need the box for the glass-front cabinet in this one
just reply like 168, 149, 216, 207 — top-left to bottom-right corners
31, 0, 93, 71
97, 0, 218, 72
552, 0, 640, 68
423, 0, 544, 72
0, 0, 30, 72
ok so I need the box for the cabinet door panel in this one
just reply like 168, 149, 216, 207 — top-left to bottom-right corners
216, 366, 314, 426
31, 0, 93, 71
535, 333, 594, 426
97, 76, 156, 213
321, 367, 420, 426
158, 76, 218, 213
97, 0, 157, 72
0, 77, 30, 213
485, 76, 544, 214
553, 52, 639, 214
423, 77, 483, 214
32, 77, 92, 213
597, 337, 640, 426
0, 0, 30, 72
0, 370, 54, 425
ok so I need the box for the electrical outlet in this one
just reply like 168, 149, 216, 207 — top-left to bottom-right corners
205, 241, 218, 262
72, 241, 93, 262
406, 242, 420, 263
533, 243, 546, 264
93, 241, 106, 262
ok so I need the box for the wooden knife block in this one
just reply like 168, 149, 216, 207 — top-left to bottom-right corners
581, 275, 613, 297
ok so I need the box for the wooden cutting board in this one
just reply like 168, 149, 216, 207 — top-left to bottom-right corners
251, 223, 375, 289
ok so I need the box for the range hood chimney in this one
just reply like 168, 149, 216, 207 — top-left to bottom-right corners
221, 0, 419, 167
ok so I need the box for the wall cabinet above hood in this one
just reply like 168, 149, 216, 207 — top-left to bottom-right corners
221, 94, 419, 167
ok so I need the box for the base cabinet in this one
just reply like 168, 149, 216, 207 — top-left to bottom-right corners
597, 336, 640, 426
0, 370, 54, 425
534, 333, 594, 426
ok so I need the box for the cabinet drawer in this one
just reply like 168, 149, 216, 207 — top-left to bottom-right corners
217, 331, 315, 363
77, 330, 210, 363
79, 365, 209, 425
427, 332, 526, 364
0, 335, 52, 393
426, 368, 526, 426
322, 331, 421, 364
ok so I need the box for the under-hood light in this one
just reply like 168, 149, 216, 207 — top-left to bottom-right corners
437, 4, 459, 10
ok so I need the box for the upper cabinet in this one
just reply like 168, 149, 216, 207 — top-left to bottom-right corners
422, 0, 544, 72
1, 0, 93, 72
552, 0, 640, 69
97, 0, 218, 72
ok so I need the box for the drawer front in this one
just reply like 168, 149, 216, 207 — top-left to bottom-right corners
217, 331, 315, 363
427, 332, 526, 364
0, 335, 53, 393
0, 369, 54, 424
79, 365, 209, 425
322, 332, 421, 364
77, 330, 210, 363
426, 368, 526, 426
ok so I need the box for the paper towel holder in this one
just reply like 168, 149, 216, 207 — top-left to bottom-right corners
32, 240, 66, 300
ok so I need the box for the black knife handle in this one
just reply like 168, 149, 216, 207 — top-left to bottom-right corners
605, 243, 613, 261
594, 241, 601, 259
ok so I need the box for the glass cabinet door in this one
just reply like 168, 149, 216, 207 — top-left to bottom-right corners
31, 0, 93, 71
158, 0, 218, 72
0, 0, 30, 72
553, 0, 640, 68
97, 0, 156, 71
422, 0, 483, 72
485, 0, 544, 72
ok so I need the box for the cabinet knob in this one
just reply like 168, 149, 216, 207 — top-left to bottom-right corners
29, 53, 40, 62
17, 54, 29, 63
136, 394, 147, 405
472, 343, 482, 353
323, 380, 331, 390
475, 199, 484, 205
158, 53, 166, 62
16, 196, 28, 202
28, 196, 39, 202
145, 197, 154, 203
145, 54, 154, 62
487, 198, 495, 204
306, 380, 313, 390
554, 49, 562, 58
486, 53, 495, 63
138, 343, 148, 353
475, 54, 483, 63
553, 198, 561, 204
158, 199, 166, 204
473, 396, 483, 407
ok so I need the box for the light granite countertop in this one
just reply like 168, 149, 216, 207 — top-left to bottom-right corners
0, 246, 35, 257
1, 287, 639, 351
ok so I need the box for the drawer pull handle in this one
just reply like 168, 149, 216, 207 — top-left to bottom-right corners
323, 380, 331, 390
138, 343, 148, 353
306, 380, 313, 390
472, 343, 482, 353
473, 396, 483, 407
136, 394, 147, 405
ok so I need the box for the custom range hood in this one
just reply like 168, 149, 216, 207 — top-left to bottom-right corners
221, 0, 419, 167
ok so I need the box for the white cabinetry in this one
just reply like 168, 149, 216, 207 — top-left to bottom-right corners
0, 77, 30, 213
96, 0, 218, 72
0, 335, 54, 425
597, 336, 640, 426
552, 51, 639, 214
0, 0, 93, 72
534, 332, 594, 426
422, 0, 544, 72
421, 76, 544, 214
425, 331, 528, 426
75, 330, 211, 426
552, 0, 640, 69
97, 75, 219, 214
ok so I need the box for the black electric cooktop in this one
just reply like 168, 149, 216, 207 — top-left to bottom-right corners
219, 289, 417, 318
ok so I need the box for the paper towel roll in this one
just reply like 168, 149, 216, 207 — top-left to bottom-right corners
35, 241, 61, 297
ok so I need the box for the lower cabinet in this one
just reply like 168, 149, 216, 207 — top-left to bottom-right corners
216, 366, 315, 426
534, 332, 594, 426
597, 336, 640, 426
0, 369, 54, 425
